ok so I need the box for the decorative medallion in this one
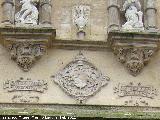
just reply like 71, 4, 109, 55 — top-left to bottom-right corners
51, 52, 110, 103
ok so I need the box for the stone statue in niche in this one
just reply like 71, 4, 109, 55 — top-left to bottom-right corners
15, 0, 39, 25
122, 0, 144, 31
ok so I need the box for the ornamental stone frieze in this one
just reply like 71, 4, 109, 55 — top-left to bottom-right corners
51, 52, 110, 103
0, 27, 56, 71
108, 31, 160, 76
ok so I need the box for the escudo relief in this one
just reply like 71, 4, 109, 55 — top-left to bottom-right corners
51, 52, 110, 103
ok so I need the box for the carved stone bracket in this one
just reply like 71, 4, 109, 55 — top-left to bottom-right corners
108, 31, 160, 76
0, 27, 56, 71
8, 42, 46, 71
114, 47, 156, 76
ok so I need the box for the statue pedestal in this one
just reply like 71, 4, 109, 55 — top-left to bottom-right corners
0, 26, 56, 71
108, 31, 160, 76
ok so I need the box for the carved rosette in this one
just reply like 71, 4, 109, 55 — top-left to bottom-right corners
114, 47, 155, 76
8, 42, 46, 72
51, 52, 110, 103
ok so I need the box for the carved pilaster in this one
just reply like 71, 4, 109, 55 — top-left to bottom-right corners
107, 0, 120, 31
1, 0, 14, 26
39, 0, 52, 27
145, 0, 157, 32
108, 31, 159, 76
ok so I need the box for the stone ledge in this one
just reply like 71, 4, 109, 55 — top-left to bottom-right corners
0, 103, 160, 119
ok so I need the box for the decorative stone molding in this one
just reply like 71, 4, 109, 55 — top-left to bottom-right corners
51, 52, 110, 103
108, 31, 160, 76
0, 27, 56, 71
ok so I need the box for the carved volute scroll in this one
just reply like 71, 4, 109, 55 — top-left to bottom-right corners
51, 52, 110, 103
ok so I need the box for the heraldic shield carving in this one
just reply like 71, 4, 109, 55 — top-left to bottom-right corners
51, 52, 110, 103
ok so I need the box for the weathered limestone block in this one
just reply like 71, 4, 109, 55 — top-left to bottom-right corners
107, 0, 120, 31
145, 0, 157, 32
39, 0, 52, 27
1, 0, 14, 26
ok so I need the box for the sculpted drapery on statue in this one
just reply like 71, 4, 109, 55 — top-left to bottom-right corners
122, 0, 144, 31
15, 0, 39, 25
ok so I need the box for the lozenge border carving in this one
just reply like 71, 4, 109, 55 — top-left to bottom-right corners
51, 52, 110, 103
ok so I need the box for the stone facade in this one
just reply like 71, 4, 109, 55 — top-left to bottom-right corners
1, 0, 160, 119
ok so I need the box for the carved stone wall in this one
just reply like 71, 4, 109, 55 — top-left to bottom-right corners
0, 0, 160, 118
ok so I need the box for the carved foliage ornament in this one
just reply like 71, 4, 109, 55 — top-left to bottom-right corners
8, 42, 46, 72
114, 47, 155, 76
51, 52, 110, 103
73, 5, 90, 32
